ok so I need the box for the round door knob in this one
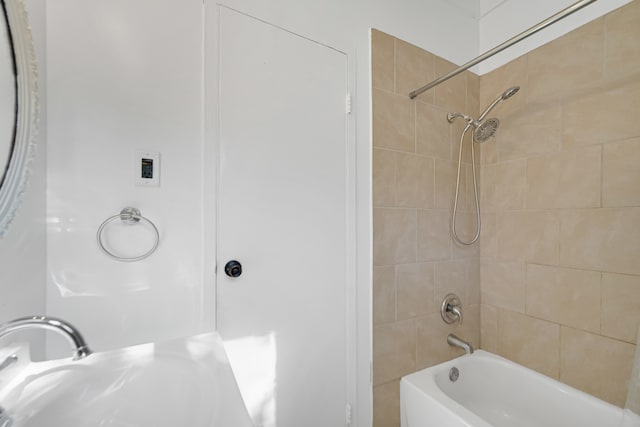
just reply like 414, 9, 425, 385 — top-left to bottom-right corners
224, 260, 242, 278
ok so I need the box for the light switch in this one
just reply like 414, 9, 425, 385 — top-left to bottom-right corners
135, 150, 160, 187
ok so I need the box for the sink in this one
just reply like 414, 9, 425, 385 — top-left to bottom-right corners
0, 333, 253, 427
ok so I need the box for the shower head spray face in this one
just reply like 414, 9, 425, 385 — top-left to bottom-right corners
473, 118, 499, 143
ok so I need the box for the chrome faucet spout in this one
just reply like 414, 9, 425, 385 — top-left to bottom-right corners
0, 316, 92, 360
447, 333, 474, 355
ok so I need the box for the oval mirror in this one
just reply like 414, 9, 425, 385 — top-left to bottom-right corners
0, 0, 38, 237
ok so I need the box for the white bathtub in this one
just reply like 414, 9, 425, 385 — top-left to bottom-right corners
401, 350, 636, 427
0, 332, 253, 427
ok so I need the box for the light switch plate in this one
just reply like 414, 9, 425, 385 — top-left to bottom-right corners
135, 150, 160, 187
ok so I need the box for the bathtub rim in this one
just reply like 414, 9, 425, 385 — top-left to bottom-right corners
400, 349, 624, 427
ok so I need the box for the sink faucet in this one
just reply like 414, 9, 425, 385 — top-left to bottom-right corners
0, 354, 17, 372
0, 405, 12, 427
447, 333, 474, 355
0, 316, 91, 360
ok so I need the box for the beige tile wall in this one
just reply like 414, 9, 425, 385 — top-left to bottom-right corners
371, 29, 481, 427
372, 2, 640, 423
480, 0, 640, 407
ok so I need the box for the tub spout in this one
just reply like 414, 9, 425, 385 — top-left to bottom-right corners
447, 333, 474, 355
0, 316, 92, 360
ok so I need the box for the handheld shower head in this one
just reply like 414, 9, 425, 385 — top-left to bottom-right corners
449, 86, 519, 246
478, 86, 520, 121
501, 86, 520, 100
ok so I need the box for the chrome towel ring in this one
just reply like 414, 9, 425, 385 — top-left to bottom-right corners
96, 207, 159, 262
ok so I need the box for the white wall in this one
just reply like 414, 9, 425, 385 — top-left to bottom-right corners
0, 0, 47, 359
45, 0, 206, 357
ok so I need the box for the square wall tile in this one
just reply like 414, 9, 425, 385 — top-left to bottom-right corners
395, 153, 435, 209
373, 319, 416, 385
563, 80, 640, 149
560, 326, 635, 406
481, 260, 526, 313
480, 139, 498, 165
480, 55, 527, 111
605, 0, 640, 79
480, 213, 497, 258
373, 88, 415, 152
603, 137, 640, 207
374, 266, 396, 326
560, 208, 640, 275
417, 313, 453, 369
527, 18, 604, 102
396, 263, 435, 320
371, 29, 395, 92
480, 304, 498, 352
466, 258, 481, 306
526, 264, 601, 333
602, 273, 640, 343
373, 148, 396, 207
498, 309, 560, 379
373, 208, 417, 266
498, 104, 562, 160
434, 57, 466, 112
416, 103, 451, 160
466, 71, 480, 117
526, 146, 601, 209
417, 210, 450, 261
435, 260, 468, 306
451, 211, 481, 259
435, 159, 458, 210
481, 159, 526, 213
373, 380, 400, 427
497, 211, 559, 265
396, 39, 435, 102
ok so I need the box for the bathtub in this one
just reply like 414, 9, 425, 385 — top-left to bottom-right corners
0, 332, 253, 427
401, 350, 637, 427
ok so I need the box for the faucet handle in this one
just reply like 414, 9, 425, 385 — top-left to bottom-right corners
441, 294, 463, 324
449, 305, 463, 325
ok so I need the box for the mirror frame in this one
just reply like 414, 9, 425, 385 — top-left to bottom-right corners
0, 0, 38, 237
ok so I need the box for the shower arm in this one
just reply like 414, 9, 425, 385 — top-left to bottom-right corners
408, 0, 598, 99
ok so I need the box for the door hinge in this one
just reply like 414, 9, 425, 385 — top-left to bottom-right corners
346, 93, 352, 114
346, 403, 352, 426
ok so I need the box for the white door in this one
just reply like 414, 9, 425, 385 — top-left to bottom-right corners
215, 8, 351, 427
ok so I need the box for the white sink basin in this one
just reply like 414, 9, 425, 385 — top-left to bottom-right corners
0, 332, 253, 427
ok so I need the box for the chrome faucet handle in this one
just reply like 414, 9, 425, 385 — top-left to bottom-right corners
449, 305, 463, 325
441, 294, 463, 325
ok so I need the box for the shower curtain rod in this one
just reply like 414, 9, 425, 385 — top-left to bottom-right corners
408, 0, 598, 99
